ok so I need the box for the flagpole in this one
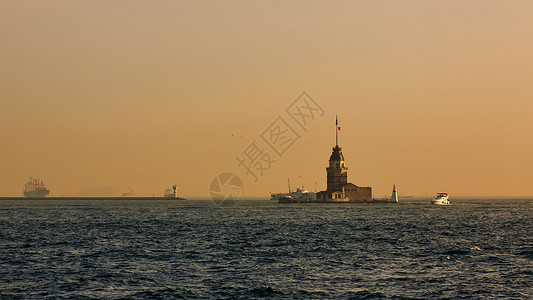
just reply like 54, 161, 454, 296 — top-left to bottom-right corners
335, 115, 338, 147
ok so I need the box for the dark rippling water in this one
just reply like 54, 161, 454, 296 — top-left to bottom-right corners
1, 199, 532, 299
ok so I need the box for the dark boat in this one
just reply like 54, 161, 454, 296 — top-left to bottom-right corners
23, 178, 50, 197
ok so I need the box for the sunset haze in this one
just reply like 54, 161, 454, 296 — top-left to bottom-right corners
2, 1, 532, 198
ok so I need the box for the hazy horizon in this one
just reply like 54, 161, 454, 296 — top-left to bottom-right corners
2, 1, 533, 198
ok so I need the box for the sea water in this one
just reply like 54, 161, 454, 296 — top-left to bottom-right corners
1, 199, 532, 299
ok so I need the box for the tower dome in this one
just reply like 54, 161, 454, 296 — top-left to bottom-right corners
329, 145, 345, 161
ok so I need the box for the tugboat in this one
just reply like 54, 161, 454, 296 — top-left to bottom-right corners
431, 193, 450, 205
23, 177, 50, 197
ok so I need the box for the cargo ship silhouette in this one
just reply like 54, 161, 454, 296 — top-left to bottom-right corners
23, 177, 50, 197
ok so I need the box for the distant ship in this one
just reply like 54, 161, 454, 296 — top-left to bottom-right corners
276, 188, 318, 203
122, 189, 135, 197
23, 177, 50, 197
390, 184, 399, 203
431, 193, 450, 205
271, 179, 317, 203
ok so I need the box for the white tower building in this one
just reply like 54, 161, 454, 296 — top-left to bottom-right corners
390, 184, 399, 203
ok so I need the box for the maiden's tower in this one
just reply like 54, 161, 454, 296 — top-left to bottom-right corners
316, 116, 372, 202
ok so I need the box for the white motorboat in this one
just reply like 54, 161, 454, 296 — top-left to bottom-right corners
431, 193, 450, 205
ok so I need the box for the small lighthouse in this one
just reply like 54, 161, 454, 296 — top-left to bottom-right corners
390, 184, 399, 203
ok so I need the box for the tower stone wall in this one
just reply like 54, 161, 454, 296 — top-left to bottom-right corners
343, 184, 372, 202
326, 145, 348, 190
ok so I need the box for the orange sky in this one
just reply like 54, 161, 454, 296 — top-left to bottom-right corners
1, 1, 532, 198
